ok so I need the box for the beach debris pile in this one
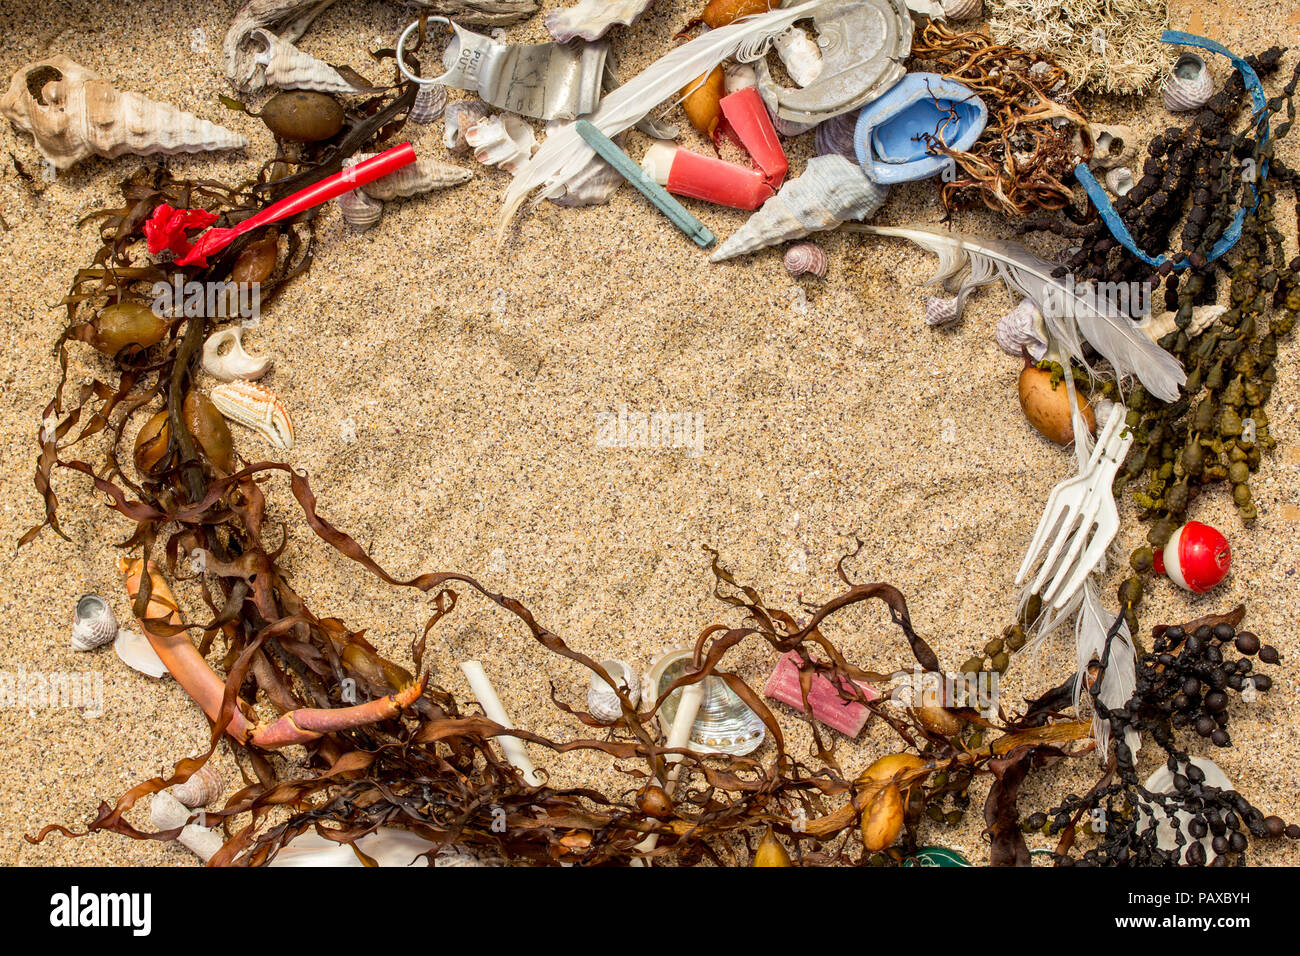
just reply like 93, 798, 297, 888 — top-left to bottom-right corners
11, 0, 1300, 868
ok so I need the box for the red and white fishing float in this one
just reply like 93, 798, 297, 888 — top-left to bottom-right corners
1153, 520, 1232, 593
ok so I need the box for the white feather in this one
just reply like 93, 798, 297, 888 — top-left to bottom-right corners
850, 224, 1186, 402
1074, 581, 1139, 761
499, 0, 837, 238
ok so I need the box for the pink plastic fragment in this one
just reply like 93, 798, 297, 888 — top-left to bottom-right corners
666, 148, 774, 209
763, 651, 876, 737
718, 86, 787, 188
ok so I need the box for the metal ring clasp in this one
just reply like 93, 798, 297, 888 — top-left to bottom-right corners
395, 17, 452, 86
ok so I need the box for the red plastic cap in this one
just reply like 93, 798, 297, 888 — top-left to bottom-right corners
1157, 520, 1231, 593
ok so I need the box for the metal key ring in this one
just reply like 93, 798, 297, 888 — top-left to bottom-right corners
395, 17, 452, 86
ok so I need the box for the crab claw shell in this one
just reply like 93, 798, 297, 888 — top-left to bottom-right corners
464, 114, 537, 174
210, 381, 295, 450
201, 326, 272, 382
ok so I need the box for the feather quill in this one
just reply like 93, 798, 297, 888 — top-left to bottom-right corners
1075, 581, 1139, 761
849, 224, 1186, 402
499, 0, 836, 239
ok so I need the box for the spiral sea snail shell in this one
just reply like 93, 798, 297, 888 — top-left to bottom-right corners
783, 242, 828, 278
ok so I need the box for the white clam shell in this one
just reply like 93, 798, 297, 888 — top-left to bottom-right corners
169, 762, 224, 808
1104, 166, 1135, 197
1, 55, 247, 171
210, 381, 295, 450
115, 629, 169, 679
995, 298, 1048, 358
251, 29, 361, 93
1138, 758, 1233, 863
642, 649, 765, 756
151, 790, 223, 863
347, 151, 472, 200
336, 188, 383, 231
465, 113, 537, 174
1163, 53, 1214, 112
410, 83, 449, 124
587, 659, 639, 724
783, 241, 828, 278
711, 155, 887, 262
71, 594, 118, 651
201, 326, 272, 382
443, 100, 490, 153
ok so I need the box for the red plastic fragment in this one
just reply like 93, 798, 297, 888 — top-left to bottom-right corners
763, 651, 876, 737
666, 149, 775, 209
719, 86, 787, 188
143, 203, 218, 258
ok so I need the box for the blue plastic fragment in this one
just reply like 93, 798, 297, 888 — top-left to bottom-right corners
853, 73, 988, 184
1074, 31, 1269, 270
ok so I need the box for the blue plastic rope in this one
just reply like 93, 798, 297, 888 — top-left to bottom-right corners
1073, 31, 1269, 270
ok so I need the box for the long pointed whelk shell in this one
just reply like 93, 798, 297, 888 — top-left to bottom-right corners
169, 762, 224, 808
71, 594, 118, 651
1163, 53, 1214, 113
210, 381, 294, 449
464, 113, 537, 174
711, 155, 887, 262
336, 187, 383, 231
347, 151, 473, 201
587, 659, 639, 724
996, 298, 1049, 358
250, 28, 362, 94
0, 56, 248, 171
202, 326, 272, 381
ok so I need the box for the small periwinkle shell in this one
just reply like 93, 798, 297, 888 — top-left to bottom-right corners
995, 298, 1048, 359
336, 188, 383, 231
1105, 166, 1135, 197
1163, 53, 1214, 112
260, 91, 344, 142
783, 241, 828, 278
170, 762, 224, 808
72, 594, 118, 651
941, 0, 982, 18
91, 301, 168, 356
587, 659, 639, 724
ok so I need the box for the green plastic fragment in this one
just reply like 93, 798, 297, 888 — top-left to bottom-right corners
900, 846, 973, 867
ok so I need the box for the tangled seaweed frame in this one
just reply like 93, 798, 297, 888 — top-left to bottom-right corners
18, 35, 1292, 868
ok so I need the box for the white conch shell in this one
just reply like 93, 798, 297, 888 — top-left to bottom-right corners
1105, 166, 1135, 197
545, 0, 657, 41
1, 56, 248, 170
115, 629, 169, 679
587, 659, 640, 724
1088, 123, 1135, 169
941, 0, 982, 19
783, 241, 828, 278
1137, 305, 1227, 343
1163, 53, 1214, 112
410, 83, 449, 124
202, 326, 273, 381
465, 113, 537, 174
151, 790, 224, 863
773, 27, 823, 89
250, 28, 361, 93
169, 762, 224, 808
210, 381, 294, 449
346, 151, 473, 200
72, 594, 118, 651
711, 155, 887, 262
996, 298, 1049, 358
336, 188, 383, 231
925, 295, 961, 327
643, 649, 765, 756
443, 99, 490, 152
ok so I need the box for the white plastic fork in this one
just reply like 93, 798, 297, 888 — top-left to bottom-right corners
1015, 405, 1133, 614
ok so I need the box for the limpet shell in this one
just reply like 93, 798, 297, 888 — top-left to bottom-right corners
643, 649, 765, 756
71, 594, 117, 651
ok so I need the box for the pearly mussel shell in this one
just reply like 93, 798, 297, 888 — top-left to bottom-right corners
941, 0, 983, 19
783, 241, 828, 278
170, 762, 224, 808
202, 326, 272, 381
346, 151, 473, 201
465, 113, 537, 174
1, 56, 247, 170
336, 187, 383, 231
711, 154, 887, 262
587, 659, 639, 724
410, 83, 449, 124
1105, 166, 1134, 197
1163, 53, 1214, 112
996, 298, 1049, 358
210, 381, 294, 449
71, 594, 117, 651
643, 649, 765, 756
251, 29, 362, 93
443, 100, 490, 153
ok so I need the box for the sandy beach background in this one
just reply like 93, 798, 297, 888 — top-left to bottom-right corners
1, 0, 1297, 865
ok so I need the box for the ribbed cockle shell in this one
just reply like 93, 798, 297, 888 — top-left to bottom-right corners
783, 242, 828, 278
410, 83, 448, 124
210, 381, 294, 449
71, 594, 117, 651
170, 762, 224, 808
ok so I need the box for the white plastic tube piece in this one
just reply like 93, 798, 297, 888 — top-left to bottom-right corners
632, 680, 705, 863
460, 660, 543, 786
